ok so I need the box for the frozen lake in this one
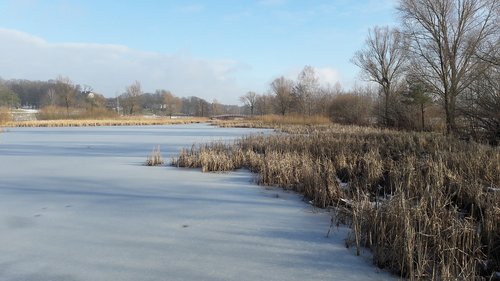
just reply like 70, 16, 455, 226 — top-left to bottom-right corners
0, 124, 393, 281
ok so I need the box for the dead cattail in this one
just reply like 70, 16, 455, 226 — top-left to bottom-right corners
146, 145, 164, 166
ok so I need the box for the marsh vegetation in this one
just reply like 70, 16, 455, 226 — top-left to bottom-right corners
173, 123, 500, 280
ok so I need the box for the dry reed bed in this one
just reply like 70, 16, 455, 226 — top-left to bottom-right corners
172, 124, 500, 280
212, 114, 331, 129
6, 117, 208, 127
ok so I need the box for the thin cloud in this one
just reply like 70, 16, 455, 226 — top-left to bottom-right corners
175, 4, 204, 14
0, 28, 245, 104
257, 0, 287, 6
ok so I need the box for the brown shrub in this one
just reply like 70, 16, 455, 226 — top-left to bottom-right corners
329, 94, 373, 125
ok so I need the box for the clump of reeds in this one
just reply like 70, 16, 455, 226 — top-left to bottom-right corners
172, 143, 245, 172
146, 145, 164, 166
172, 123, 500, 280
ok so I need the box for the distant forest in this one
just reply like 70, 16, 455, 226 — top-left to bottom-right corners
0, 77, 242, 117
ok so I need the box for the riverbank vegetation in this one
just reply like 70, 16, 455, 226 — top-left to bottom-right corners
172, 124, 500, 280
213, 114, 331, 128
5, 116, 208, 127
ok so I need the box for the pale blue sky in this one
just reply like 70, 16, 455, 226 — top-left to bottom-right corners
0, 0, 397, 104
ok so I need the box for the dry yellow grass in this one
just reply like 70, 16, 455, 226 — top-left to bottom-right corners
145, 145, 164, 166
0, 107, 11, 126
6, 117, 209, 127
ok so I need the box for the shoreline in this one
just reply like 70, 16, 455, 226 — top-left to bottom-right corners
3, 117, 210, 128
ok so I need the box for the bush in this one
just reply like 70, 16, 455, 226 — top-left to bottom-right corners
329, 94, 373, 125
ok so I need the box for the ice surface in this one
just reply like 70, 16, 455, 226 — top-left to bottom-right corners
0, 124, 395, 281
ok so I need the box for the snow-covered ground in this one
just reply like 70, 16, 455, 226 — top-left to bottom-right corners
0, 124, 395, 281
10, 109, 39, 121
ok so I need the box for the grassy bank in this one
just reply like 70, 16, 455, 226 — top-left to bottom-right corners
5, 117, 209, 127
172, 124, 500, 280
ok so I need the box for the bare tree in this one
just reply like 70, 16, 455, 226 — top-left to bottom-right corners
160, 90, 181, 118
240, 91, 257, 116
42, 88, 57, 106
329, 93, 374, 125
294, 65, 320, 116
124, 81, 142, 115
460, 64, 500, 143
316, 82, 343, 116
270, 76, 294, 116
352, 26, 409, 126
398, 0, 499, 134
255, 93, 275, 115
211, 99, 223, 116
55, 76, 76, 117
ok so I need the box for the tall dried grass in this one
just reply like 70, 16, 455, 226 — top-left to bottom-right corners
0, 107, 11, 126
212, 114, 331, 129
36, 106, 119, 120
172, 124, 500, 280
146, 145, 164, 166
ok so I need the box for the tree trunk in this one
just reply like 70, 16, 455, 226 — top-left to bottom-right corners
421, 103, 425, 131
444, 94, 457, 135
384, 87, 390, 126
65, 98, 70, 117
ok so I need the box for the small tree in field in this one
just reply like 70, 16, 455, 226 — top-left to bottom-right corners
404, 76, 433, 130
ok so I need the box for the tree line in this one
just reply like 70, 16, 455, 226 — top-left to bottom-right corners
0, 77, 241, 118
1, 0, 497, 142
350, 0, 499, 142
241, 0, 498, 143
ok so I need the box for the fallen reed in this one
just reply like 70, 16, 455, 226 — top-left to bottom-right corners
172, 123, 500, 280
